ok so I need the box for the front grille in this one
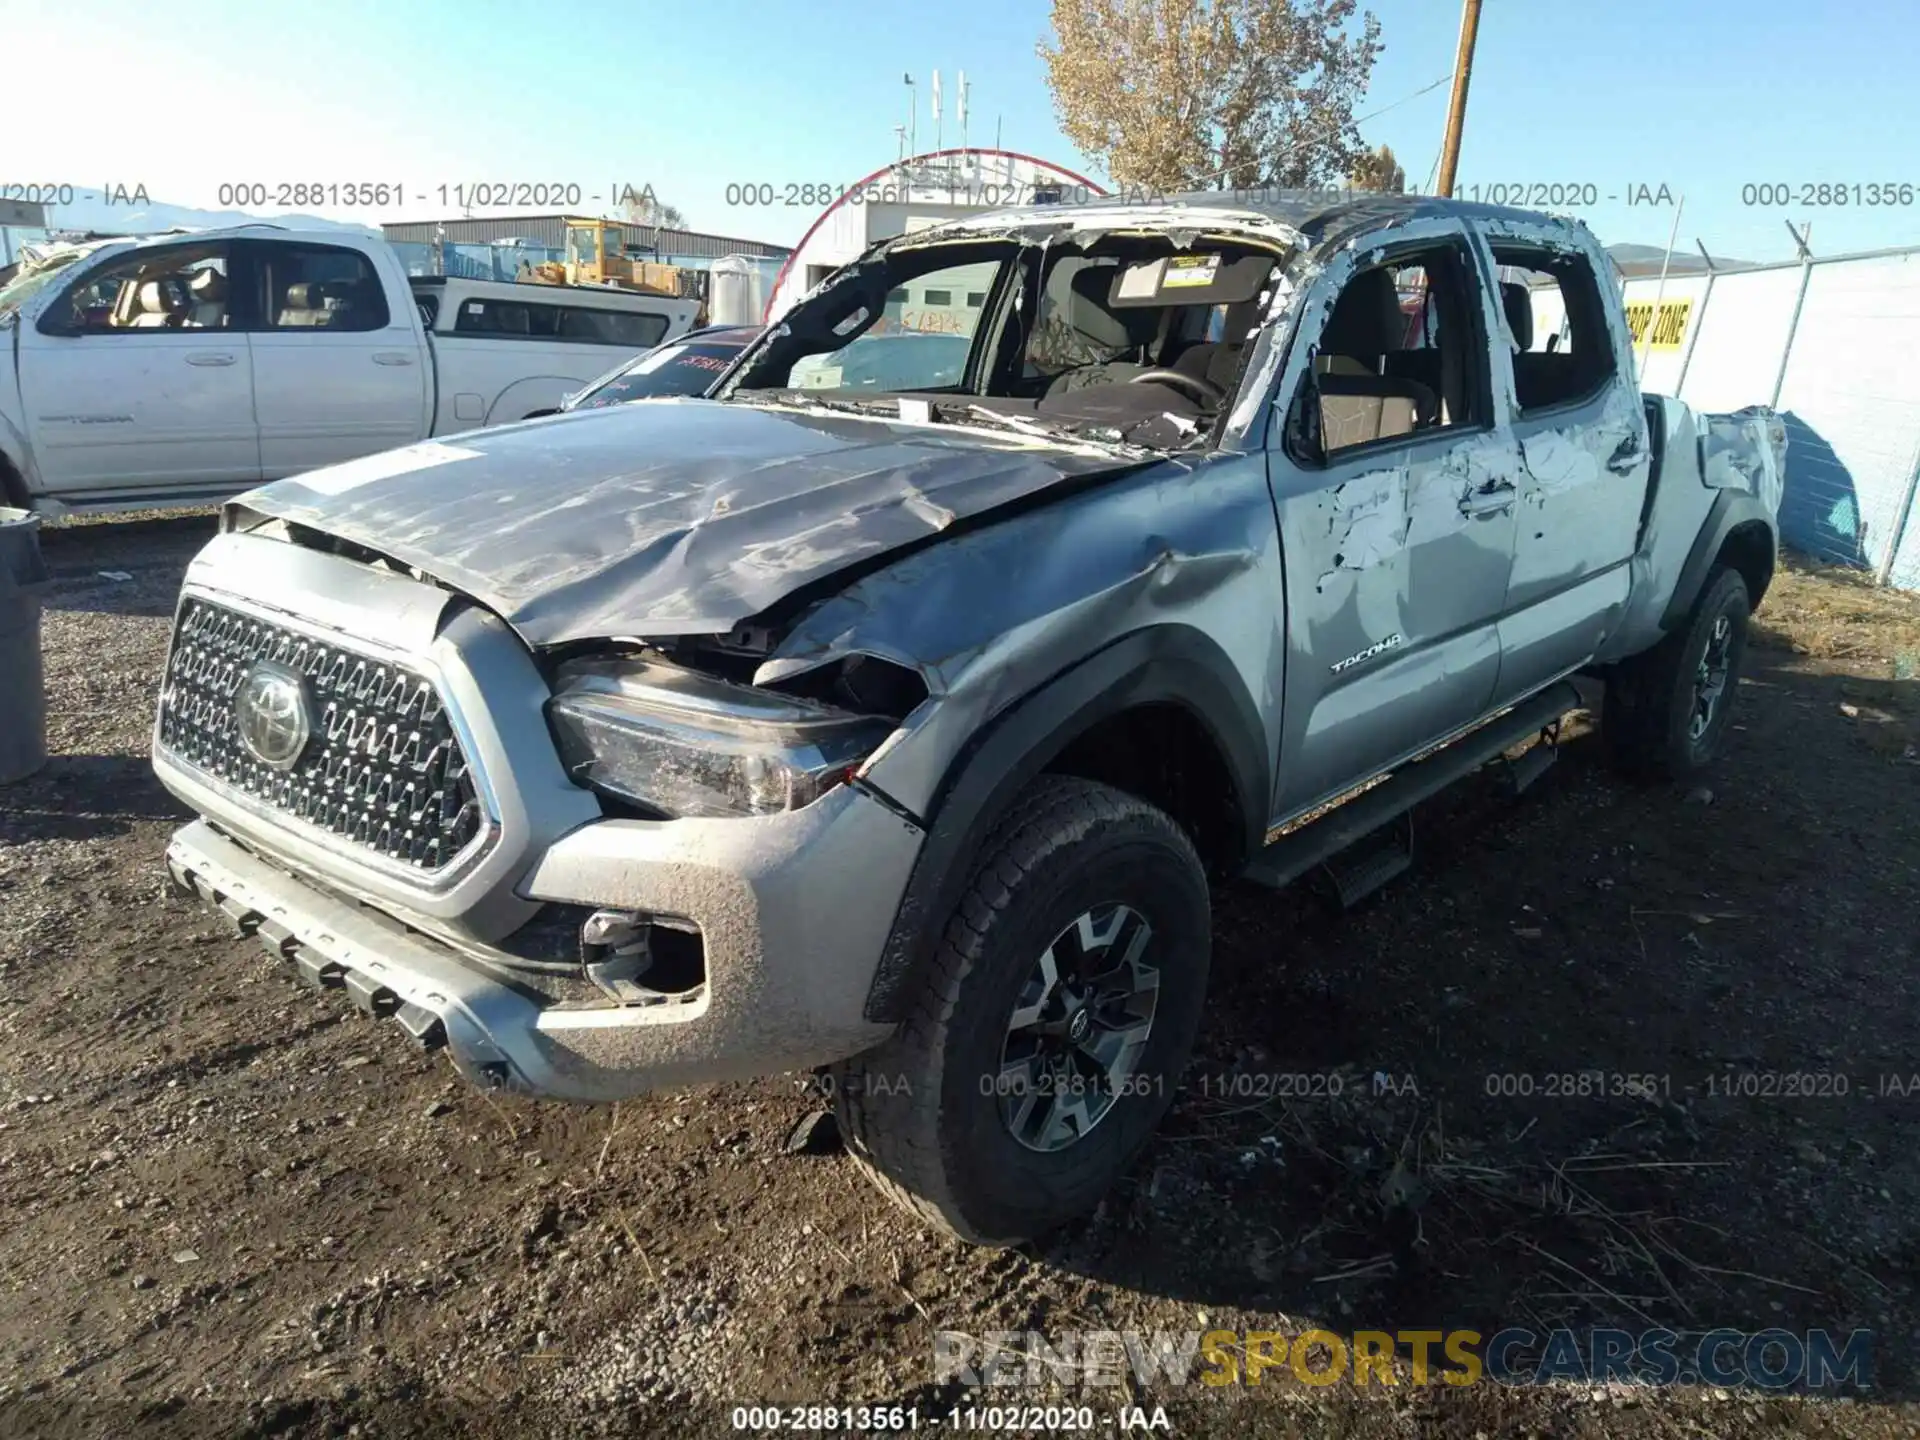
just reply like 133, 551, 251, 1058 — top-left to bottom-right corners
157, 598, 486, 874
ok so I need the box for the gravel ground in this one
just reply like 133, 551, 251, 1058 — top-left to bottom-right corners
1, 513, 1917, 1439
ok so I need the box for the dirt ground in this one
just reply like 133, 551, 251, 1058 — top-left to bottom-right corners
1, 513, 1917, 1440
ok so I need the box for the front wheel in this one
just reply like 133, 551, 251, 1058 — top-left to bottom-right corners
832, 776, 1211, 1246
1604, 566, 1751, 778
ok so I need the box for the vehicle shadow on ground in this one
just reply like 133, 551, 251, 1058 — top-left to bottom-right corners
1032, 657, 1916, 1397
0, 753, 192, 841
36, 512, 215, 619
37, 574, 184, 621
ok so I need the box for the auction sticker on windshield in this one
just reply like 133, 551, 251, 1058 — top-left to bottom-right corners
288, 441, 484, 496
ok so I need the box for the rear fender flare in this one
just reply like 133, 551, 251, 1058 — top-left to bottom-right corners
1661, 490, 1777, 629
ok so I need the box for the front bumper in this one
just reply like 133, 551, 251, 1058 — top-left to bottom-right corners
166, 780, 921, 1101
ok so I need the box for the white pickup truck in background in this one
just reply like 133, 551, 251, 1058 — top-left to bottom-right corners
0, 225, 700, 514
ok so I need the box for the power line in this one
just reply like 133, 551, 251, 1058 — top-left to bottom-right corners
1354, 71, 1454, 127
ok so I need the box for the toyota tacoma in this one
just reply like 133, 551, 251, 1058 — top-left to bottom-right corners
152, 192, 1785, 1244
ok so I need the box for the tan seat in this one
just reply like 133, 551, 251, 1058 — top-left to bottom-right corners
129, 281, 187, 328
184, 268, 228, 328
276, 282, 329, 327
1318, 391, 1420, 449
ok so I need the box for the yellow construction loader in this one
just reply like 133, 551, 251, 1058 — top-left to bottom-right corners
518, 217, 685, 295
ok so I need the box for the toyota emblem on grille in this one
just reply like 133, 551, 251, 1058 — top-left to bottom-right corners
236, 661, 313, 771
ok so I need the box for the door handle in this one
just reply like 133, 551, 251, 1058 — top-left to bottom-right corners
372, 352, 415, 366
1458, 482, 1517, 518
185, 353, 237, 366
1606, 437, 1645, 474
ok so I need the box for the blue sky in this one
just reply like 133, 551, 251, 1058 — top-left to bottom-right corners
7, 0, 1915, 264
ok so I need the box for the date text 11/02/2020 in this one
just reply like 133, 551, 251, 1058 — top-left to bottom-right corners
1454, 182, 1676, 208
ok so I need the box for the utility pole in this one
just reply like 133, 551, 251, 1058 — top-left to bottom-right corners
1435, 0, 1483, 198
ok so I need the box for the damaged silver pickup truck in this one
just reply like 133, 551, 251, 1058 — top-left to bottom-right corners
152, 193, 1785, 1245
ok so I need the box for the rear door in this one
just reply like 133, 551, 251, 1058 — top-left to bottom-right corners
15, 239, 259, 501
240, 239, 428, 477
1482, 225, 1648, 697
1265, 226, 1524, 818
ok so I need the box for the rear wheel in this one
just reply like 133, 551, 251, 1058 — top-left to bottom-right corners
1604, 566, 1751, 778
832, 776, 1210, 1245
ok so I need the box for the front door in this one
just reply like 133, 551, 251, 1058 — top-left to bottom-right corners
1265, 231, 1522, 820
16, 239, 260, 501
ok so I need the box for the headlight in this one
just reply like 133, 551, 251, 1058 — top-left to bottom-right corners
546, 658, 894, 819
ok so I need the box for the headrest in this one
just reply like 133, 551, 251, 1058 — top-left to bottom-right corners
189, 268, 226, 302
283, 282, 323, 308
1322, 267, 1405, 359
140, 280, 184, 314
1499, 282, 1533, 350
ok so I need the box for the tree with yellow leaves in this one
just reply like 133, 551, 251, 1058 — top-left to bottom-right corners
1038, 0, 1383, 193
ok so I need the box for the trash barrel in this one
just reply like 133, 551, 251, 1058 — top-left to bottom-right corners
0, 507, 50, 784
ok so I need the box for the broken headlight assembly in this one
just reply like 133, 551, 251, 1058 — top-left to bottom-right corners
545, 658, 895, 819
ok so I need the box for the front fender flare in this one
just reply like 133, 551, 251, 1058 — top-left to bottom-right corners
860, 623, 1268, 1023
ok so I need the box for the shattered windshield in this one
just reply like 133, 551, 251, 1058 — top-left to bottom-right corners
728, 229, 1289, 451
0, 255, 83, 320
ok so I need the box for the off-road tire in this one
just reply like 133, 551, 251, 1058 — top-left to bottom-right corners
1604, 566, 1751, 779
831, 776, 1211, 1246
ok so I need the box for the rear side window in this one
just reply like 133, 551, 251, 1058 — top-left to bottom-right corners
257, 243, 389, 332
456, 298, 552, 336
558, 306, 669, 347
454, 298, 668, 347
1490, 246, 1617, 412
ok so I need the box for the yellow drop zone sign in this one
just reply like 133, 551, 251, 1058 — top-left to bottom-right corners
1625, 298, 1692, 351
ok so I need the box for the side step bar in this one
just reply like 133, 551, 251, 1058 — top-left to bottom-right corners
1241, 681, 1584, 891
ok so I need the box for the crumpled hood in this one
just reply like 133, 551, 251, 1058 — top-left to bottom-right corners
233, 398, 1147, 648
